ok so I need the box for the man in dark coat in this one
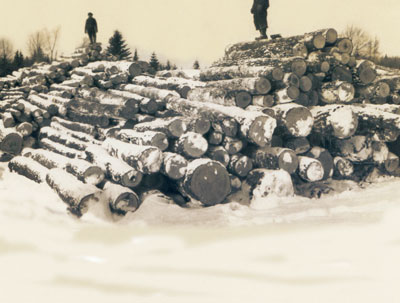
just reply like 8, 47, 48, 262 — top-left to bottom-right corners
85, 12, 98, 44
251, 0, 269, 40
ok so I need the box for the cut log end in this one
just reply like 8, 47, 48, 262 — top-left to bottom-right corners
337, 38, 353, 54
271, 68, 284, 81
122, 170, 143, 188
254, 77, 271, 95
248, 116, 276, 147
0, 133, 23, 155
235, 91, 252, 108
333, 157, 354, 178
285, 106, 314, 137
313, 34, 326, 49
291, 59, 307, 77
328, 106, 358, 139
359, 67, 377, 85
325, 28, 338, 44
83, 166, 105, 185
184, 160, 231, 206
385, 153, 399, 173
278, 149, 299, 174
111, 192, 140, 214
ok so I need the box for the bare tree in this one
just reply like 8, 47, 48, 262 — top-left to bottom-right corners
342, 25, 380, 58
27, 30, 47, 62
0, 38, 14, 62
44, 26, 61, 62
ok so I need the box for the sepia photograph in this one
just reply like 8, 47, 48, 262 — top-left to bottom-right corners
0, 0, 399, 302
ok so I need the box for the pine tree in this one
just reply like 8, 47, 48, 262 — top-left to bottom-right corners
166, 60, 171, 70
149, 52, 159, 71
106, 30, 132, 60
13, 51, 24, 68
133, 48, 139, 61
193, 60, 200, 69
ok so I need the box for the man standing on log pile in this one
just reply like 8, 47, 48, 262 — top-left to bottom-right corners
251, 0, 269, 40
85, 12, 98, 44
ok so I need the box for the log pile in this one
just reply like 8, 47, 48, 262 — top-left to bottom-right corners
2, 28, 400, 218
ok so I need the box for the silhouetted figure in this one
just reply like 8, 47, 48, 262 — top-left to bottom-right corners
85, 12, 98, 44
251, 0, 269, 40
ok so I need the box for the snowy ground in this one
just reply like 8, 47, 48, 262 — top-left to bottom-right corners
0, 162, 400, 303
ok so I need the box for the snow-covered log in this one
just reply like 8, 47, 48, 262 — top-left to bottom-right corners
39, 138, 86, 159
172, 132, 208, 158
244, 169, 294, 200
46, 168, 101, 217
199, 65, 284, 82
27, 94, 60, 116
1, 112, 15, 128
160, 152, 188, 180
39, 127, 89, 151
66, 109, 110, 128
304, 146, 334, 180
103, 182, 141, 215
102, 138, 163, 174
8, 156, 49, 183
297, 156, 324, 182
133, 117, 187, 138
310, 105, 358, 139
205, 77, 271, 95
227, 154, 253, 177
85, 144, 143, 188
112, 129, 169, 151
186, 86, 252, 108
51, 116, 97, 137
333, 156, 354, 178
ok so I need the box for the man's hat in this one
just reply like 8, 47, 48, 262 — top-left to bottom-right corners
88, 12, 93, 16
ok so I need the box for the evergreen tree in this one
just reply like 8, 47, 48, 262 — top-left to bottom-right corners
149, 52, 159, 71
31, 46, 49, 63
193, 60, 200, 69
13, 51, 24, 68
166, 60, 171, 70
133, 48, 139, 61
106, 30, 132, 60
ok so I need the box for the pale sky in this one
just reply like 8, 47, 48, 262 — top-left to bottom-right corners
0, 0, 399, 68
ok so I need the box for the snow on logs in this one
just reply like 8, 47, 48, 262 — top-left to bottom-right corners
103, 181, 140, 215
165, 96, 276, 147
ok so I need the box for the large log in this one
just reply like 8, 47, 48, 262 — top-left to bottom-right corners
66, 109, 110, 128
50, 121, 100, 144
133, 117, 187, 138
1, 112, 15, 128
205, 77, 271, 95
27, 93, 60, 116
119, 83, 180, 107
199, 65, 284, 82
39, 138, 86, 159
23, 148, 104, 185
46, 168, 101, 217
8, 156, 49, 183
67, 98, 131, 121
51, 116, 97, 137
304, 146, 334, 180
0, 121, 23, 155
39, 127, 89, 151
353, 60, 377, 85
310, 105, 358, 139
186, 86, 252, 108
87, 61, 142, 77
263, 103, 314, 137
165, 96, 276, 147
16, 122, 33, 137
103, 182, 141, 215
112, 129, 169, 151
131, 75, 205, 98
85, 144, 143, 188
180, 159, 231, 206
333, 156, 354, 178
102, 138, 163, 174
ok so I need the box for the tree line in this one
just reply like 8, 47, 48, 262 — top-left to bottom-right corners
1, 28, 201, 77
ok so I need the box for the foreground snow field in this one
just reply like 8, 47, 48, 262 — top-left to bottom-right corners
0, 162, 400, 303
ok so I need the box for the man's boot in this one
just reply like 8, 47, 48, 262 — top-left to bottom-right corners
261, 28, 268, 39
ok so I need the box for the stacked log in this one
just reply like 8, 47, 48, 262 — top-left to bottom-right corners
3, 27, 400, 218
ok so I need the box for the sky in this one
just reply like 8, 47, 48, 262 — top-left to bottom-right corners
0, 0, 399, 68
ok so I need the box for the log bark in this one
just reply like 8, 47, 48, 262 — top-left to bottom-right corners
310, 104, 358, 139
102, 138, 163, 174
46, 168, 101, 217
165, 96, 276, 147
180, 159, 231, 206
183, 117, 211, 135
8, 156, 49, 183
51, 116, 97, 137
120, 83, 180, 106
39, 127, 89, 151
205, 77, 271, 95
85, 144, 143, 188
2, 112, 15, 128
103, 181, 141, 215
27, 94, 60, 116
66, 109, 110, 128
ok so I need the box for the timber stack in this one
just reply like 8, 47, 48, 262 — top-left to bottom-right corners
2, 28, 400, 218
